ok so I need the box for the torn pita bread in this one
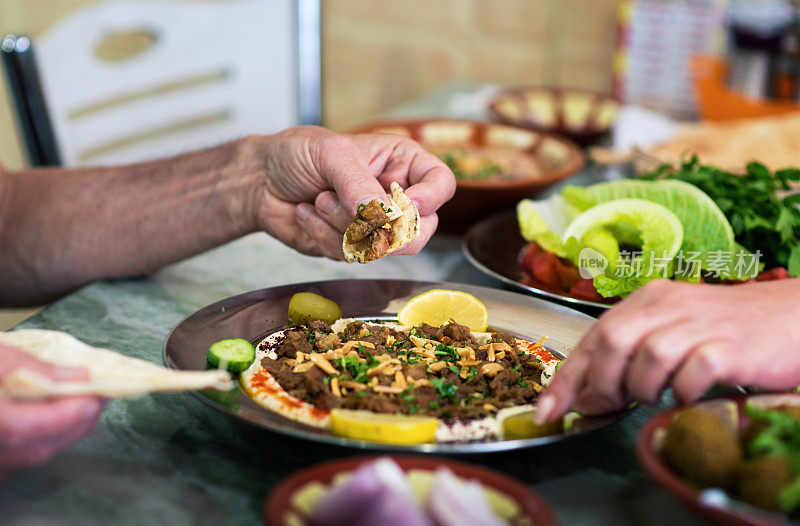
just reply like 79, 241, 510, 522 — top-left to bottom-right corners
342, 182, 420, 263
0, 329, 231, 399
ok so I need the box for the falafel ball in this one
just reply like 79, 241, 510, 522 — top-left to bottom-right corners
737, 456, 794, 512
663, 407, 743, 489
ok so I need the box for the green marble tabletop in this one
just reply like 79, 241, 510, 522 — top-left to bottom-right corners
0, 84, 705, 526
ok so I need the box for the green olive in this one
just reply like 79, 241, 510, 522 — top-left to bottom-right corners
287, 292, 342, 326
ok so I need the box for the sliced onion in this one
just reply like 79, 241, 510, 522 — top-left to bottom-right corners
353, 486, 432, 526
311, 458, 429, 526
427, 467, 504, 526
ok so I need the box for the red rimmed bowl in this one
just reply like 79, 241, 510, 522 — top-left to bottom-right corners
264, 454, 558, 526
637, 393, 800, 526
488, 87, 620, 147
350, 118, 584, 230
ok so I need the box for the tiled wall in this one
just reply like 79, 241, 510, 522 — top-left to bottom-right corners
0, 0, 620, 168
322, 0, 620, 130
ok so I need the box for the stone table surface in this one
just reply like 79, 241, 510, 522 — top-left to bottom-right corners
1, 84, 705, 526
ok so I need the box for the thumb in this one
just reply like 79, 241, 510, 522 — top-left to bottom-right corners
317, 137, 390, 216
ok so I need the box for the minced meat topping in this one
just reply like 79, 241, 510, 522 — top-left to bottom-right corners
258, 320, 548, 421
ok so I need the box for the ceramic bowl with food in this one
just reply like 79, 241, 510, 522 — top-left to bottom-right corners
489, 87, 620, 146
264, 455, 558, 526
637, 394, 800, 526
351, 119, 584, 228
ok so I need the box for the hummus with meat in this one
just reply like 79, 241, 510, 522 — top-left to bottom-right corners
240, 318, 559, 442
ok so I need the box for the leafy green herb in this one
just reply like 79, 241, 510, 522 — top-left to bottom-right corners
466, 366, 478, 383
438, 151, 504, 181
429, 378, 458, 403
641, 157, 800, 276
428, 401, 440, 410
355, 391, 366, 398
447, 364, 460, 375
357, 203, 366, 214
221, 306, 225, 313
400, 386, 416, 403
434, 343, 459, 363
745, 405, 800, 512
334, 353, 378, 384
519, 381, 528, 388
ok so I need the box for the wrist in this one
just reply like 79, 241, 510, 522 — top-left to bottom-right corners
226, 134, 271, 234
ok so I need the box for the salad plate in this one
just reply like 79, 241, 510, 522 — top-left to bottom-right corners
463, 210, 611, 311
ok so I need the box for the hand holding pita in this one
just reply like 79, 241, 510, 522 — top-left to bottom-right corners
0, 343, 103, 480
253, 127, 455, 259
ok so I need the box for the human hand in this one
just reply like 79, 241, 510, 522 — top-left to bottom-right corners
0, 344, 104, 480
251, 126, 455, 259
535, 278, 800, 423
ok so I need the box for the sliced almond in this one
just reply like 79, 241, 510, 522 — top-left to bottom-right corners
309, 354, 338, 376
479, 363, 504, 377
330, 377, 341, 397
372, 385, 403, 394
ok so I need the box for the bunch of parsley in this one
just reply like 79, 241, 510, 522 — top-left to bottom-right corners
642, 157, 800, 277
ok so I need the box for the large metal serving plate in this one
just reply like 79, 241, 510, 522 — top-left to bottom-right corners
462, 210, 612, 312
163, 279, 625, 453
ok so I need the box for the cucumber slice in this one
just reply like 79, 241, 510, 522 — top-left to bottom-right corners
208, 338, 255, 372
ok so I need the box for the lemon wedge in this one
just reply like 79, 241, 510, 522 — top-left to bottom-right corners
397, 289, 489, 332
330, 409, 437, 444
502, 410, 562, 440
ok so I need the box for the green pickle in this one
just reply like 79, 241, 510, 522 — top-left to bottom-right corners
287, 292, 342, 326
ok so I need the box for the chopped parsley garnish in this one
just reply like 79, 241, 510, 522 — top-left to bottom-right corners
519, 380, 528, 388
430, 378, 457, 403
428, 401, 440, 410
466, 366, 478, 383
447, 364, 460, 375
434, 343, 459, 363
357, 203, 366, 213
334, 352, 378, 383
355, 391, 366, 398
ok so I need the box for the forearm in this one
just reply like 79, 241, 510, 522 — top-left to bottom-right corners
0, 136, 264, 306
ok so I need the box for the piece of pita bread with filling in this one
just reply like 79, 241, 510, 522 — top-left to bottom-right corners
0, 329, 231, 399
342, 182, 420, 264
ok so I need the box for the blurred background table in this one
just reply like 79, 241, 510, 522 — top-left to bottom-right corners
0, 85, 703, 526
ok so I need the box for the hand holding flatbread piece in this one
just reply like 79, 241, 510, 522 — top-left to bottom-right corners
0, 329, 231, 399
342, 182, 420, 263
